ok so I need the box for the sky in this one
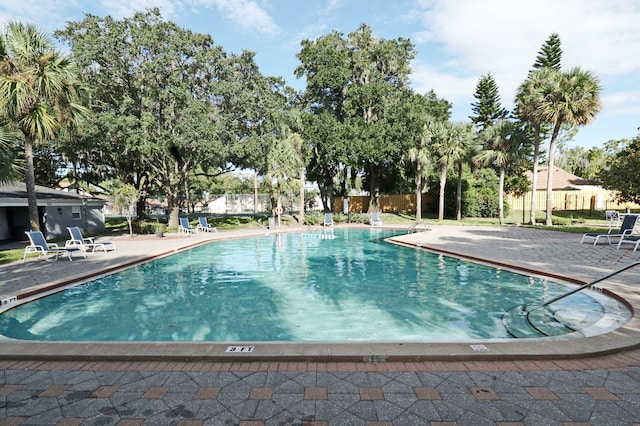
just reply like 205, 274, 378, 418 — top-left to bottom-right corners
1, 0, 639, 150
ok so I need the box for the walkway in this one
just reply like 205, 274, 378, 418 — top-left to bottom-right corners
1, 224, 640, 424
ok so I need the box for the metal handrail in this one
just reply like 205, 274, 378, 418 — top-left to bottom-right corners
542, 261, 640, 307
408, 220, 430, 234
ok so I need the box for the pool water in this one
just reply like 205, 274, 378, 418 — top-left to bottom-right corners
0, 228, 625, 342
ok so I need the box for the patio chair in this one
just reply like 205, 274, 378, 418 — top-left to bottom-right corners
605, 210, 621, 230
197, 216, 217, 233
23, 231, 84, 262
65, 226, 117, 253
369, 211, 382, 226
616, 230, 640, 251
323, 212, 334, 227
580, 214, 639, 245
179, 217, 197, 235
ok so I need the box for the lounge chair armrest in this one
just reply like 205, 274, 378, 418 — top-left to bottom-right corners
49, 243, 59, 249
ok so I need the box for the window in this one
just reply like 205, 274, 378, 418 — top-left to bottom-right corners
72, 206, 81, 220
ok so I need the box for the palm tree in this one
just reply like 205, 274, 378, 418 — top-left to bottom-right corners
407, 117, 435, 221
0, 125, 22, 184
452, 122, 477, 221
265, 130, 304, 225
538, 67, 601, 225
515, 67, 556, 225
475, 120, 525, 225
0, 22, 89, 231
432, 121, 472, 221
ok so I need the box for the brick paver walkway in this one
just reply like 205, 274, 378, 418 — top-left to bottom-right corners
1, 224, 640, 424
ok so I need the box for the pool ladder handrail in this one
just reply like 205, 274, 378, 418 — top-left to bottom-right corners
541, 260, 640, 308
502, 261, 640, 338
408, 220, 431, 234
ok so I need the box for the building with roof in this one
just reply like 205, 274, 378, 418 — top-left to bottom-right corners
508, 166, 640, 214
0, 182, 106, 241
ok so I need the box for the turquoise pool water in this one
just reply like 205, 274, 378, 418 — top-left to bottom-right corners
0, 228, 619, 342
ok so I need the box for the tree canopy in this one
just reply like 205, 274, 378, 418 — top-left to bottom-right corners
56, 9, 288, 226
469, 73, 508, 130
295, 24, 416, 210
599, 136, 640, 204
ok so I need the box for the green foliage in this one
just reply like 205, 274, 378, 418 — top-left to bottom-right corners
108, 180, 139, 235
435, 168, 502, 219
599, 136, 640, 204
134, 220, 167, 234
532, 33, 562, 70
0, 125, 21, 184
56, 8, 288, 227
469, 73, 508, 130
295, 23, 417, 209
464, 168, 503, 218
0, 21, 89, 230
555, 145, 613, 181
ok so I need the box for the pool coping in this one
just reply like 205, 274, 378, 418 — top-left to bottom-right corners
1, 225, 639, 362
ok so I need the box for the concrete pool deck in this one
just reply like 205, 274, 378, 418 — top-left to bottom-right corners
1, 224, 640, 424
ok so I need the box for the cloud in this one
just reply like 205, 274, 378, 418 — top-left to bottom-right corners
203, 0, 279, 35
99, 0, 178, 19
602, 90, 640, 116
407, 0, 640, 126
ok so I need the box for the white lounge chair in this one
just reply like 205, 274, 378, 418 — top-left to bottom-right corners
197, 216, 217, 233
323, 212, 334, 227
24, 231, 84, 262
580, 214, 639, 245
65, 226, 117, 253
369, 211, 382, 226
179, 217, 197, 235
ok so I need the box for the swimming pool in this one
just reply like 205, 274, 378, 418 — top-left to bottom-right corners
0, 228, 629, 342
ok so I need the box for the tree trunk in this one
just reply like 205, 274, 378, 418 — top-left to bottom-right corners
438, 163, 447, 221
545, 124, 562, 226
167, 192, 180, 229
24, 134, 40, 232
368, 166, 380, 212
415, 162, 422, 221
529, 125, 541, 225
499, 166, 505, 225
456, 162, 463, 221
298, 168, 305, 225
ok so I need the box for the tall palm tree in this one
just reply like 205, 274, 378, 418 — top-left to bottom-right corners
407, 116, 436, 221
432, 121, 471, 221
538, 67, 601, 225
0, 22, 88, 231
453, 122, 477, 221
475, 119, 525, 225
514, 67, 556, 225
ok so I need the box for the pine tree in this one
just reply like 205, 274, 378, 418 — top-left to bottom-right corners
469, 73, 508, 130
532, 33, 562, 70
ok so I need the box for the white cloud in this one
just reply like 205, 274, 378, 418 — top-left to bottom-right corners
408, 0, 640, 124
99, 0, 178, 19
602, 90, 640, 116
203, 0, 279, 35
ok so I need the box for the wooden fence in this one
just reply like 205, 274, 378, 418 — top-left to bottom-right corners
506, 190, 640, 215
333, 194, 433, 214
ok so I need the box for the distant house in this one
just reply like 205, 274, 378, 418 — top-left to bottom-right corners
0, 182, 106, 242
525, 166, 598, 191
508, 166, 640, 212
